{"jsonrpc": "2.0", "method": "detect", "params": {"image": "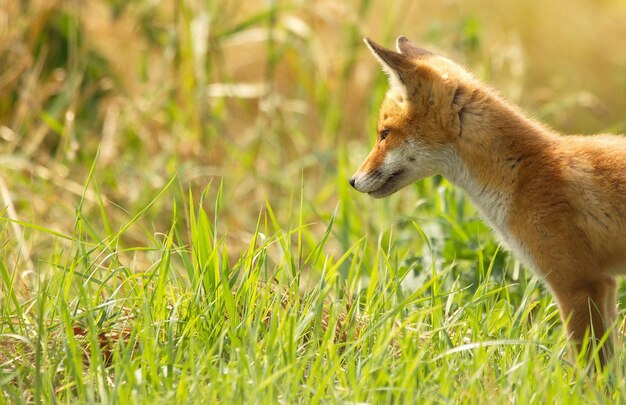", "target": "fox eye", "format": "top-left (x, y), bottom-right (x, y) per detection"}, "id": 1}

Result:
top-left (380, 129), bottom-right (390, 141)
